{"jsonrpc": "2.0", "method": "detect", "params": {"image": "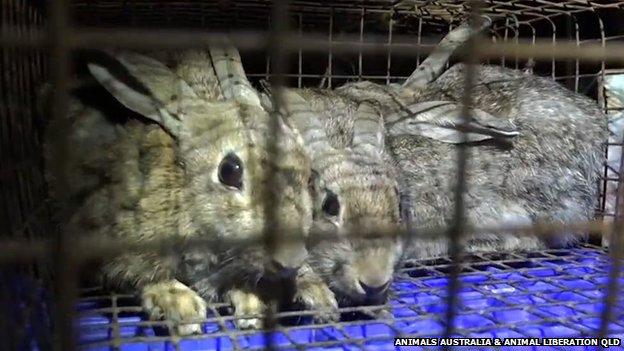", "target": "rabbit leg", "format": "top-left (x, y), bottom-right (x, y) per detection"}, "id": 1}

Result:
top-left (227, 289), bottom-right (267, 330)
top-left (102, 253), bottom-right (206, 335)
top-left (294, 264), bottom-right (339, 323)
top-left (141, 279), bottom-right (207, 335)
